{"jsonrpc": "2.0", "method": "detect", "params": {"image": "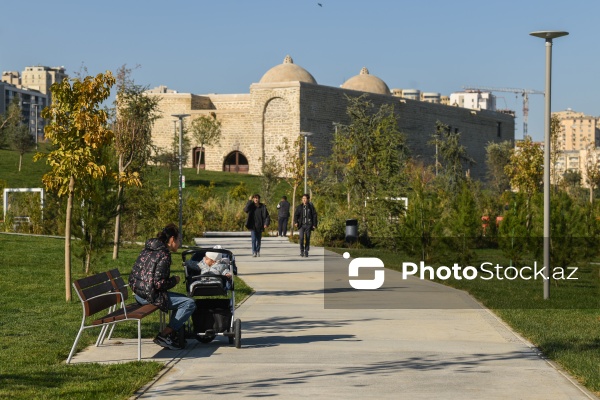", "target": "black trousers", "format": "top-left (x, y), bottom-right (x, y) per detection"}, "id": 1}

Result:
top-left (298, 225), bottom-right (312, 253)
top-left (278, 217), bottom-right (289, 236)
